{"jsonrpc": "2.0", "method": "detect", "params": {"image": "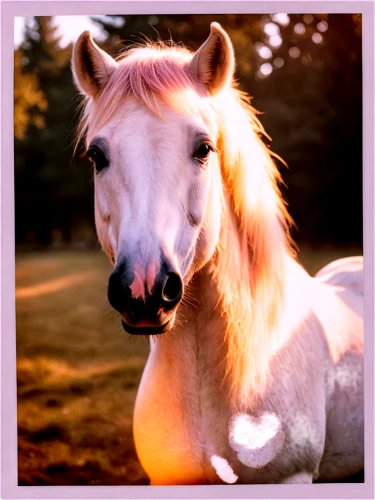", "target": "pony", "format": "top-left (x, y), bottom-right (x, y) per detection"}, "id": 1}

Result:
top-left (72, 23), bottom-right (364, 485)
